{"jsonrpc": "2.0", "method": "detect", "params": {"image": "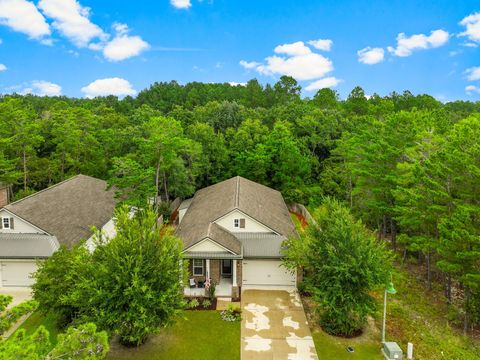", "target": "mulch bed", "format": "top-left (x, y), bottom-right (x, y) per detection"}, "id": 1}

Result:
top-left (184, 297), bottom-right (217, 310)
